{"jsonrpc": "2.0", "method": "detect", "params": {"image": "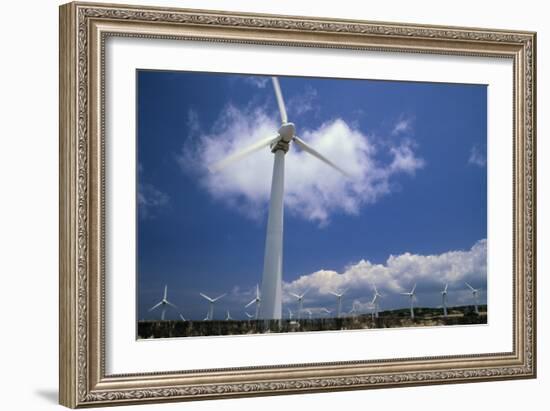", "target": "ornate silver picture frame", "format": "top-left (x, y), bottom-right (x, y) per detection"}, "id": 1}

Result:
top-left (59, 2), bottom-right (536, 408)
